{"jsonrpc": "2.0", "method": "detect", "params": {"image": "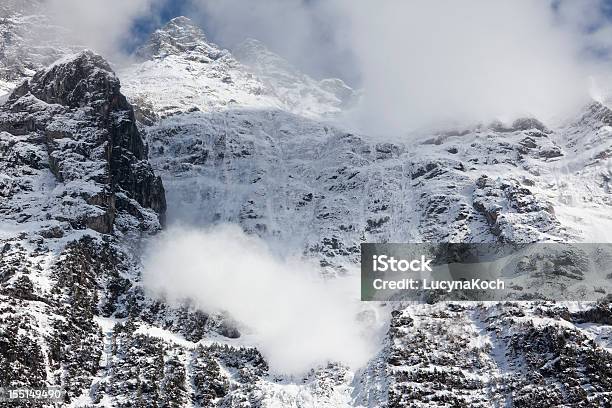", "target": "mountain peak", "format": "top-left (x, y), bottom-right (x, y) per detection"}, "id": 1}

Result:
top-left (160, 16), bottom-right (207, 41)
top-left (10, 50), bottom-right (125, 109)
top-left (136, 16), bottom-right (223, 60)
